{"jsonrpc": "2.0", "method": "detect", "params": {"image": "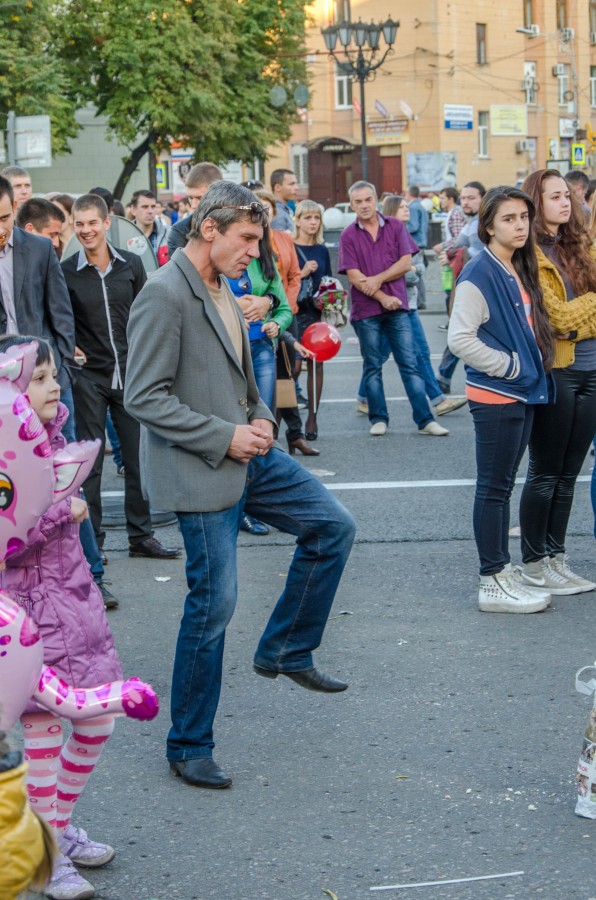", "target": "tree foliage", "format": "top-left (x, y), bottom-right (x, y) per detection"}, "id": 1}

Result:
top-left (0, 0), bottom-right (79, 155)
top-left (55, 0), bottom-right (308, 194)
